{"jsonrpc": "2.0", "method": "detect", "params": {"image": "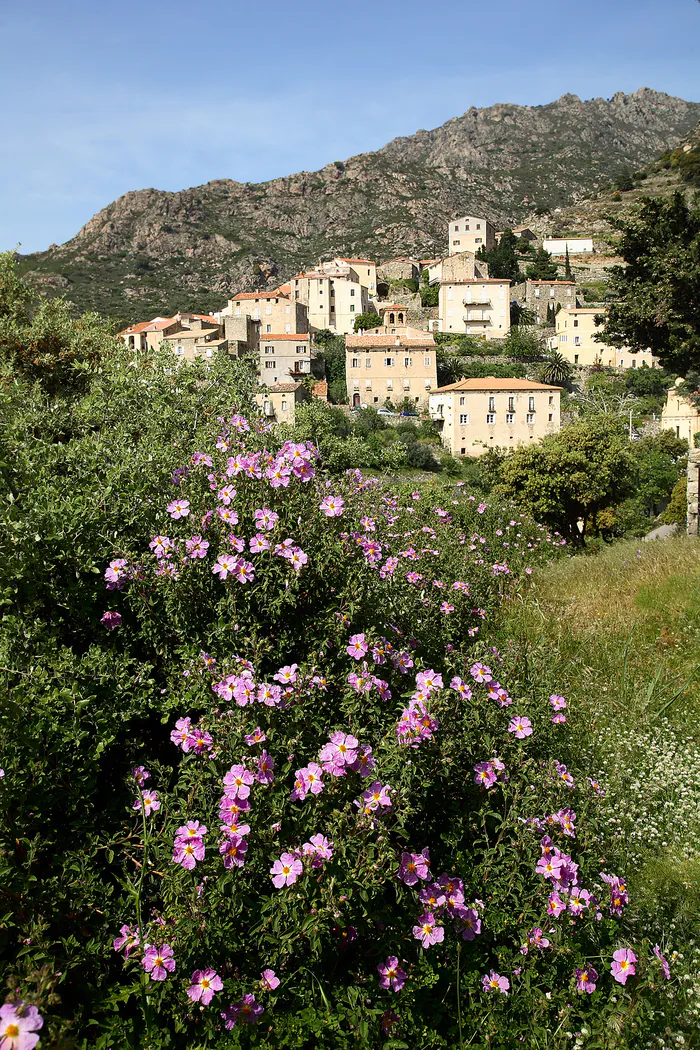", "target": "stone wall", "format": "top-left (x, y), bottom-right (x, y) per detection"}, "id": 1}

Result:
top-left (688, 449), bottom-right (700, 537)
